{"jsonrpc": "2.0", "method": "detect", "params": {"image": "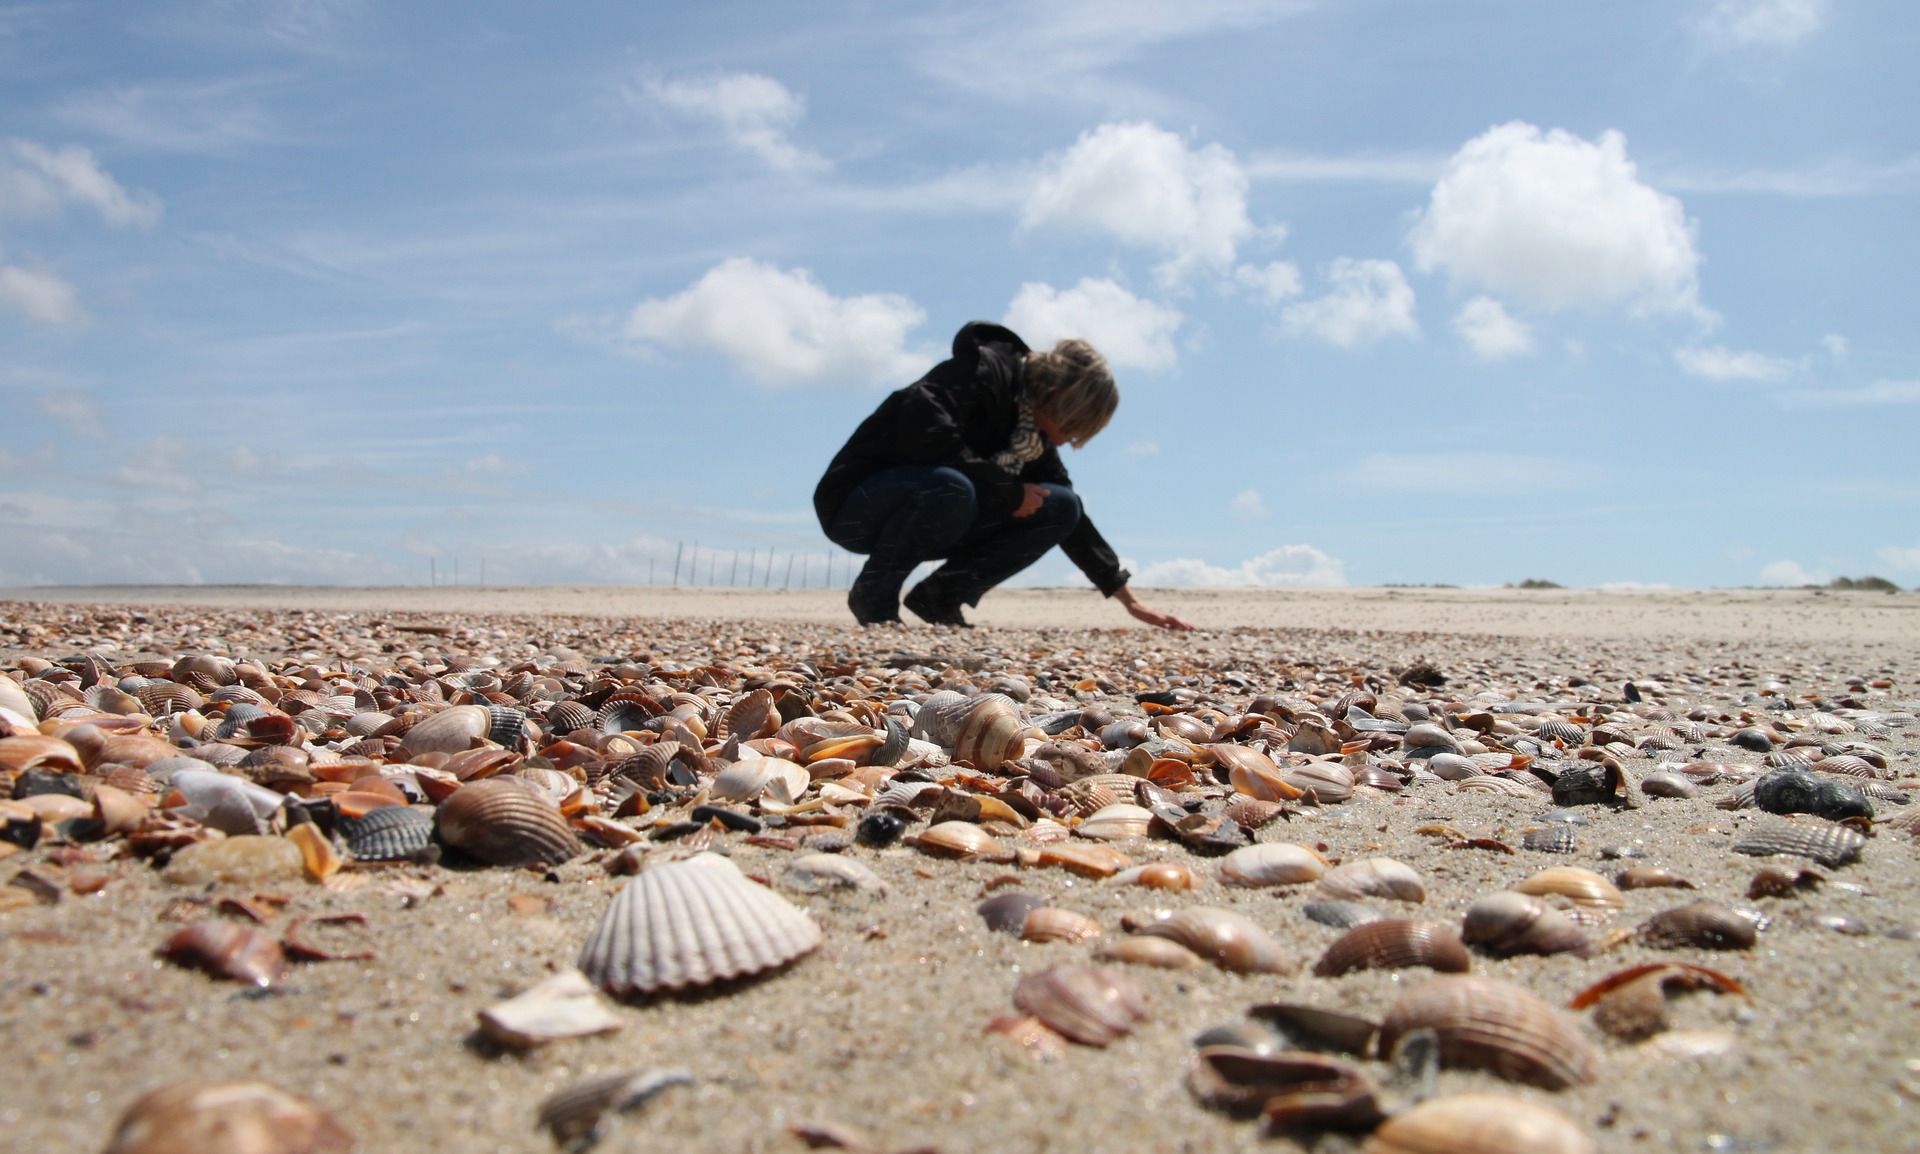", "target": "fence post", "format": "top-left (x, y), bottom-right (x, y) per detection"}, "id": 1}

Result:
top-left (672, 541), bottom-right (683, 586)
